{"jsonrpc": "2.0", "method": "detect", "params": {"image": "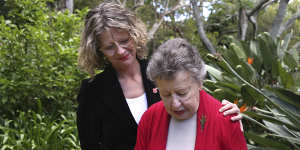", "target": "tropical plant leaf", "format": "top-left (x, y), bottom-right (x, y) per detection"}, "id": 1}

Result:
top-left (278, 61), bottom-right (295, 90)
top-left (245, 131), bottom-right (291, 150)
top-left (223, 45), bottom-right (241, 68)
top-left (257, 33), bottom-right (276, 72)
top-left (212, 88), bottom-right (238, 102)
top-left (215, 81), bottom-right (241, 93)
top-left (230, 41), bottom-right (247, 60)
top-left (205, 65), bottom-right (223, 81)
top-left (265, 87), bottom-right (300, 110)
top-left (281, 31), bottom-right (292, 52)
top-left (244, 111), bottom-right (300, 132)
top-left (283, 52), bottom-right (298, 70)
top-left (241, 84), bottom-right (265, 106)
top-left (249, 41), bottom-right (263, 73)
top-left (203, 80), bottom-right (218, 91)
